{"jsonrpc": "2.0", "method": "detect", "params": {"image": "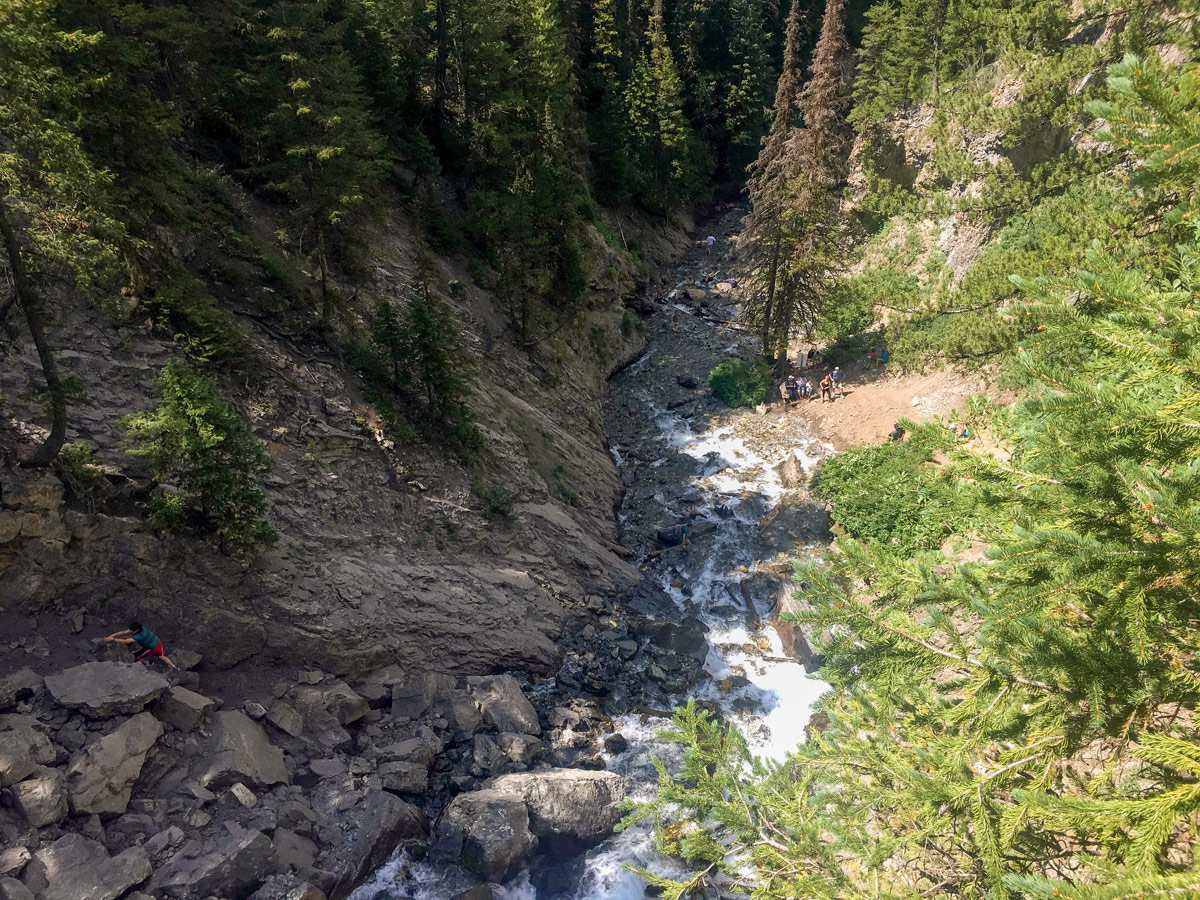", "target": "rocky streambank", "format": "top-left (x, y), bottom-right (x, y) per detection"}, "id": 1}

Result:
top-left (0, 603), bottom-right (720, 900)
